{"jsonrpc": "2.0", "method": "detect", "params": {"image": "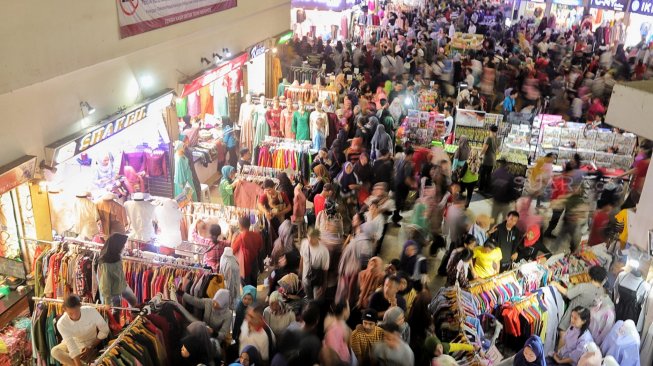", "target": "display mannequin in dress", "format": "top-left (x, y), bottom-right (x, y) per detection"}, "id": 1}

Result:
top-left (253, 96), bottom-right (270, 149)
top-left (154, 198), bottom-right (183, 253)
top-left (266, 97), bottom-right (282, 137)
top-left (310, 100), bottom-right (328, 141)
top-left (72, 190), bottom-right (100, 240)
top-left (124, 192), bottom-right (156, 242)
top-left (173, 141), bottom-right (197, 201)
top-left (238, 94), bottom-right (256, 152)
top-left (280, 98), bottom-right (295, 139)
top-left (292, 101), bottom-right (311, 141)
